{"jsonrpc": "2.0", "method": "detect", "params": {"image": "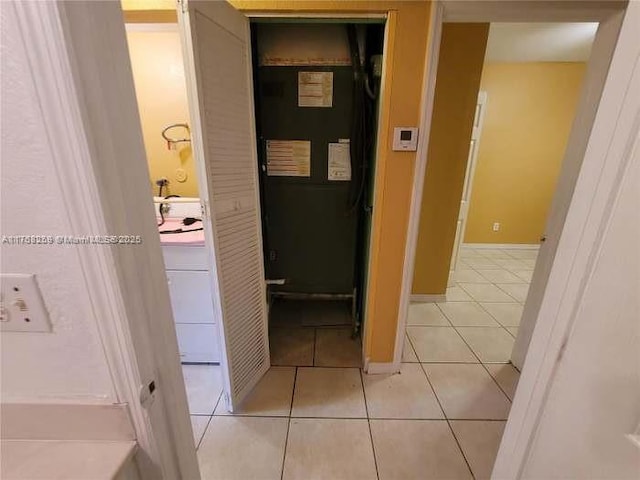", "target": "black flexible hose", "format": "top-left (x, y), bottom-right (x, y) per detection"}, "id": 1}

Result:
top-left (157, 183), bottom-right (166, 226)
top-left (159, 227), bottom-right (204, 235)
top-left (346, 24), bottom-right (371, 214)
top-left (158, 194), bottom-right (181, 227)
